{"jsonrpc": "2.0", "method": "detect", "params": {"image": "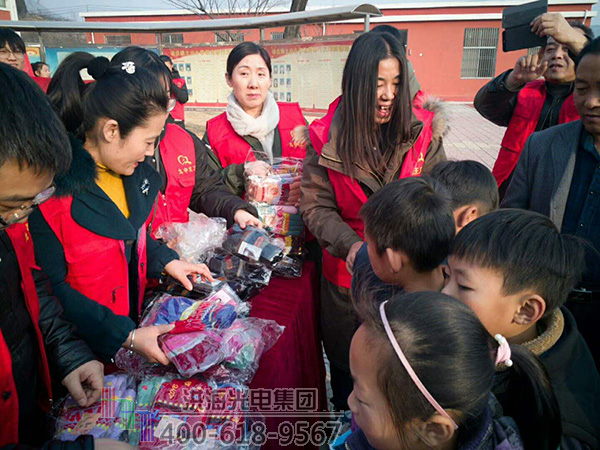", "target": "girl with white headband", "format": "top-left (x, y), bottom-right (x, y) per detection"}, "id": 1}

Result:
top-left (340, 291), bottom-right (561, 450)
